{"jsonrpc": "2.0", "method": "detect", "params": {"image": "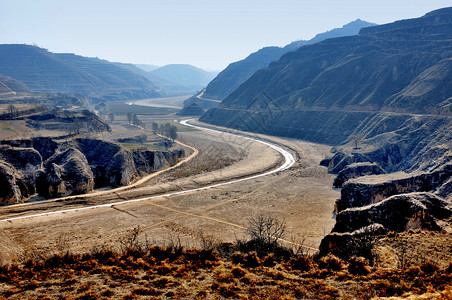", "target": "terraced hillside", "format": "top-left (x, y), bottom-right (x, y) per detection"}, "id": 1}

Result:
top-left (0, 45), bottom-right (160, 101)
